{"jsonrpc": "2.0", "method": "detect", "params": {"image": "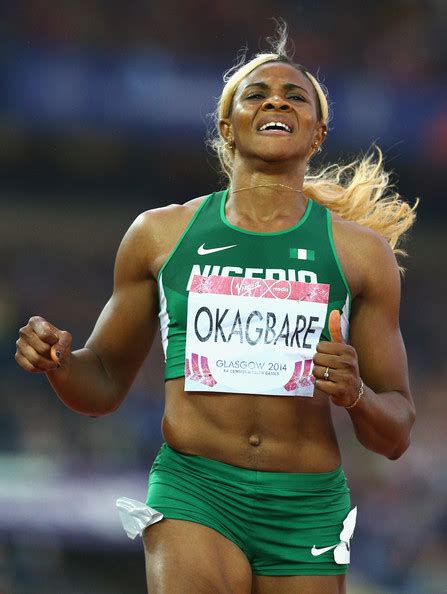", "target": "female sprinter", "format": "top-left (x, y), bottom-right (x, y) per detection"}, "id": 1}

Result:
top-left (15, 25), bottom-right (416, 594)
